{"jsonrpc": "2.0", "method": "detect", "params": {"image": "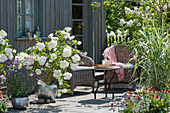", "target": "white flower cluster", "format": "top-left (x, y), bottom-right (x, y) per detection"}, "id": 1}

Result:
top-left (0, 30), bottom-right (16, 63)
